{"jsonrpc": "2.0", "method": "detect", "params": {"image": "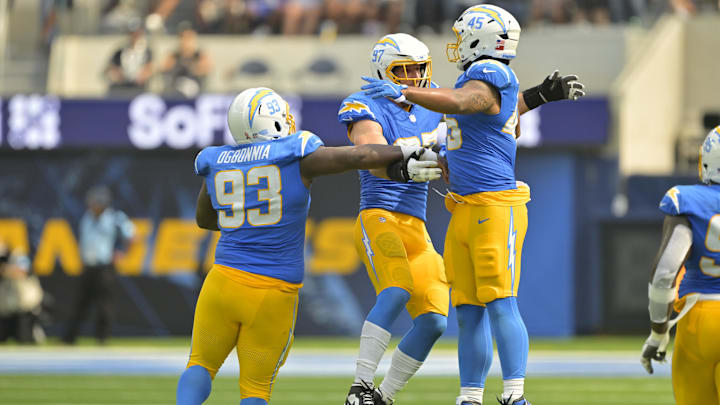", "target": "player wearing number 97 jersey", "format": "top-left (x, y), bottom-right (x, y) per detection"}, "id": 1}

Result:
top-left (642, 127), bottom-right (720, 404)
top-left (177, 87), bottom-right (436, 405)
